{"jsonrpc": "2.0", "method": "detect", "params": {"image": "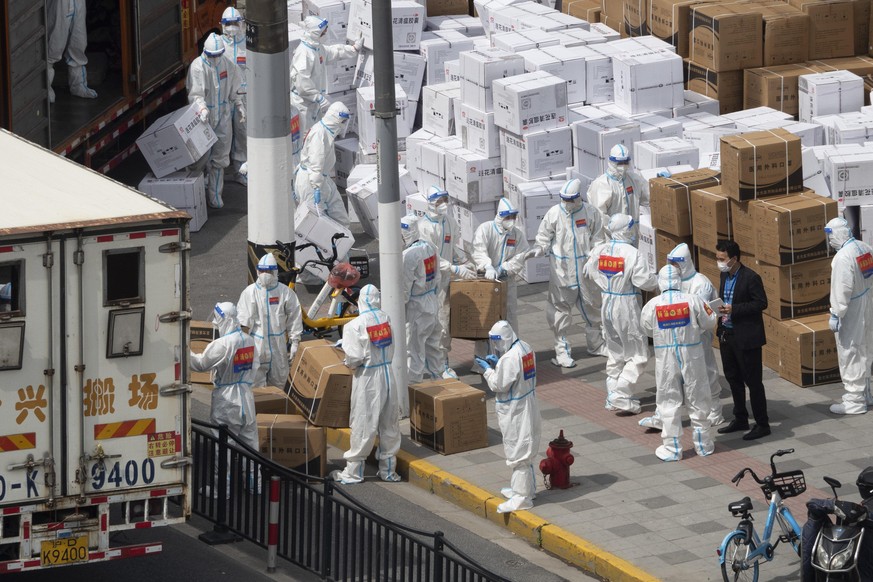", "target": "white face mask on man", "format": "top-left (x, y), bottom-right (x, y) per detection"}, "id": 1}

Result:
top-left (258, 271), bottom-right (277, 288)
top-left (717, 258), bottom-right (735, 273)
